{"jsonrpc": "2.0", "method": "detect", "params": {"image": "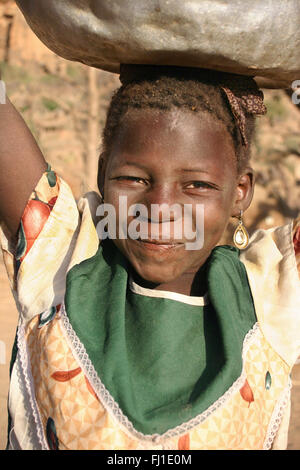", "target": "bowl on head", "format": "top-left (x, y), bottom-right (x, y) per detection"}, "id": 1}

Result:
top-left (16, 0), bottom-right (300, 89)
